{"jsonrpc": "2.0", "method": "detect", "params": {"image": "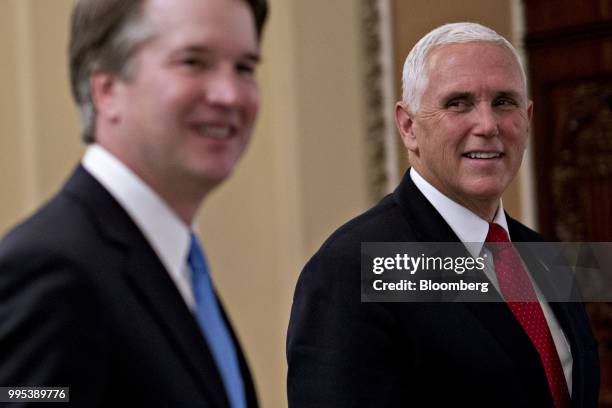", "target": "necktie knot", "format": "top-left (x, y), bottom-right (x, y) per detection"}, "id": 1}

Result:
top-left (485, 223), bottom-right (512, 254)
top-left (486, 222), bottom-right (510, 243)
top-left (188, 234), bottom-right (209, 282)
